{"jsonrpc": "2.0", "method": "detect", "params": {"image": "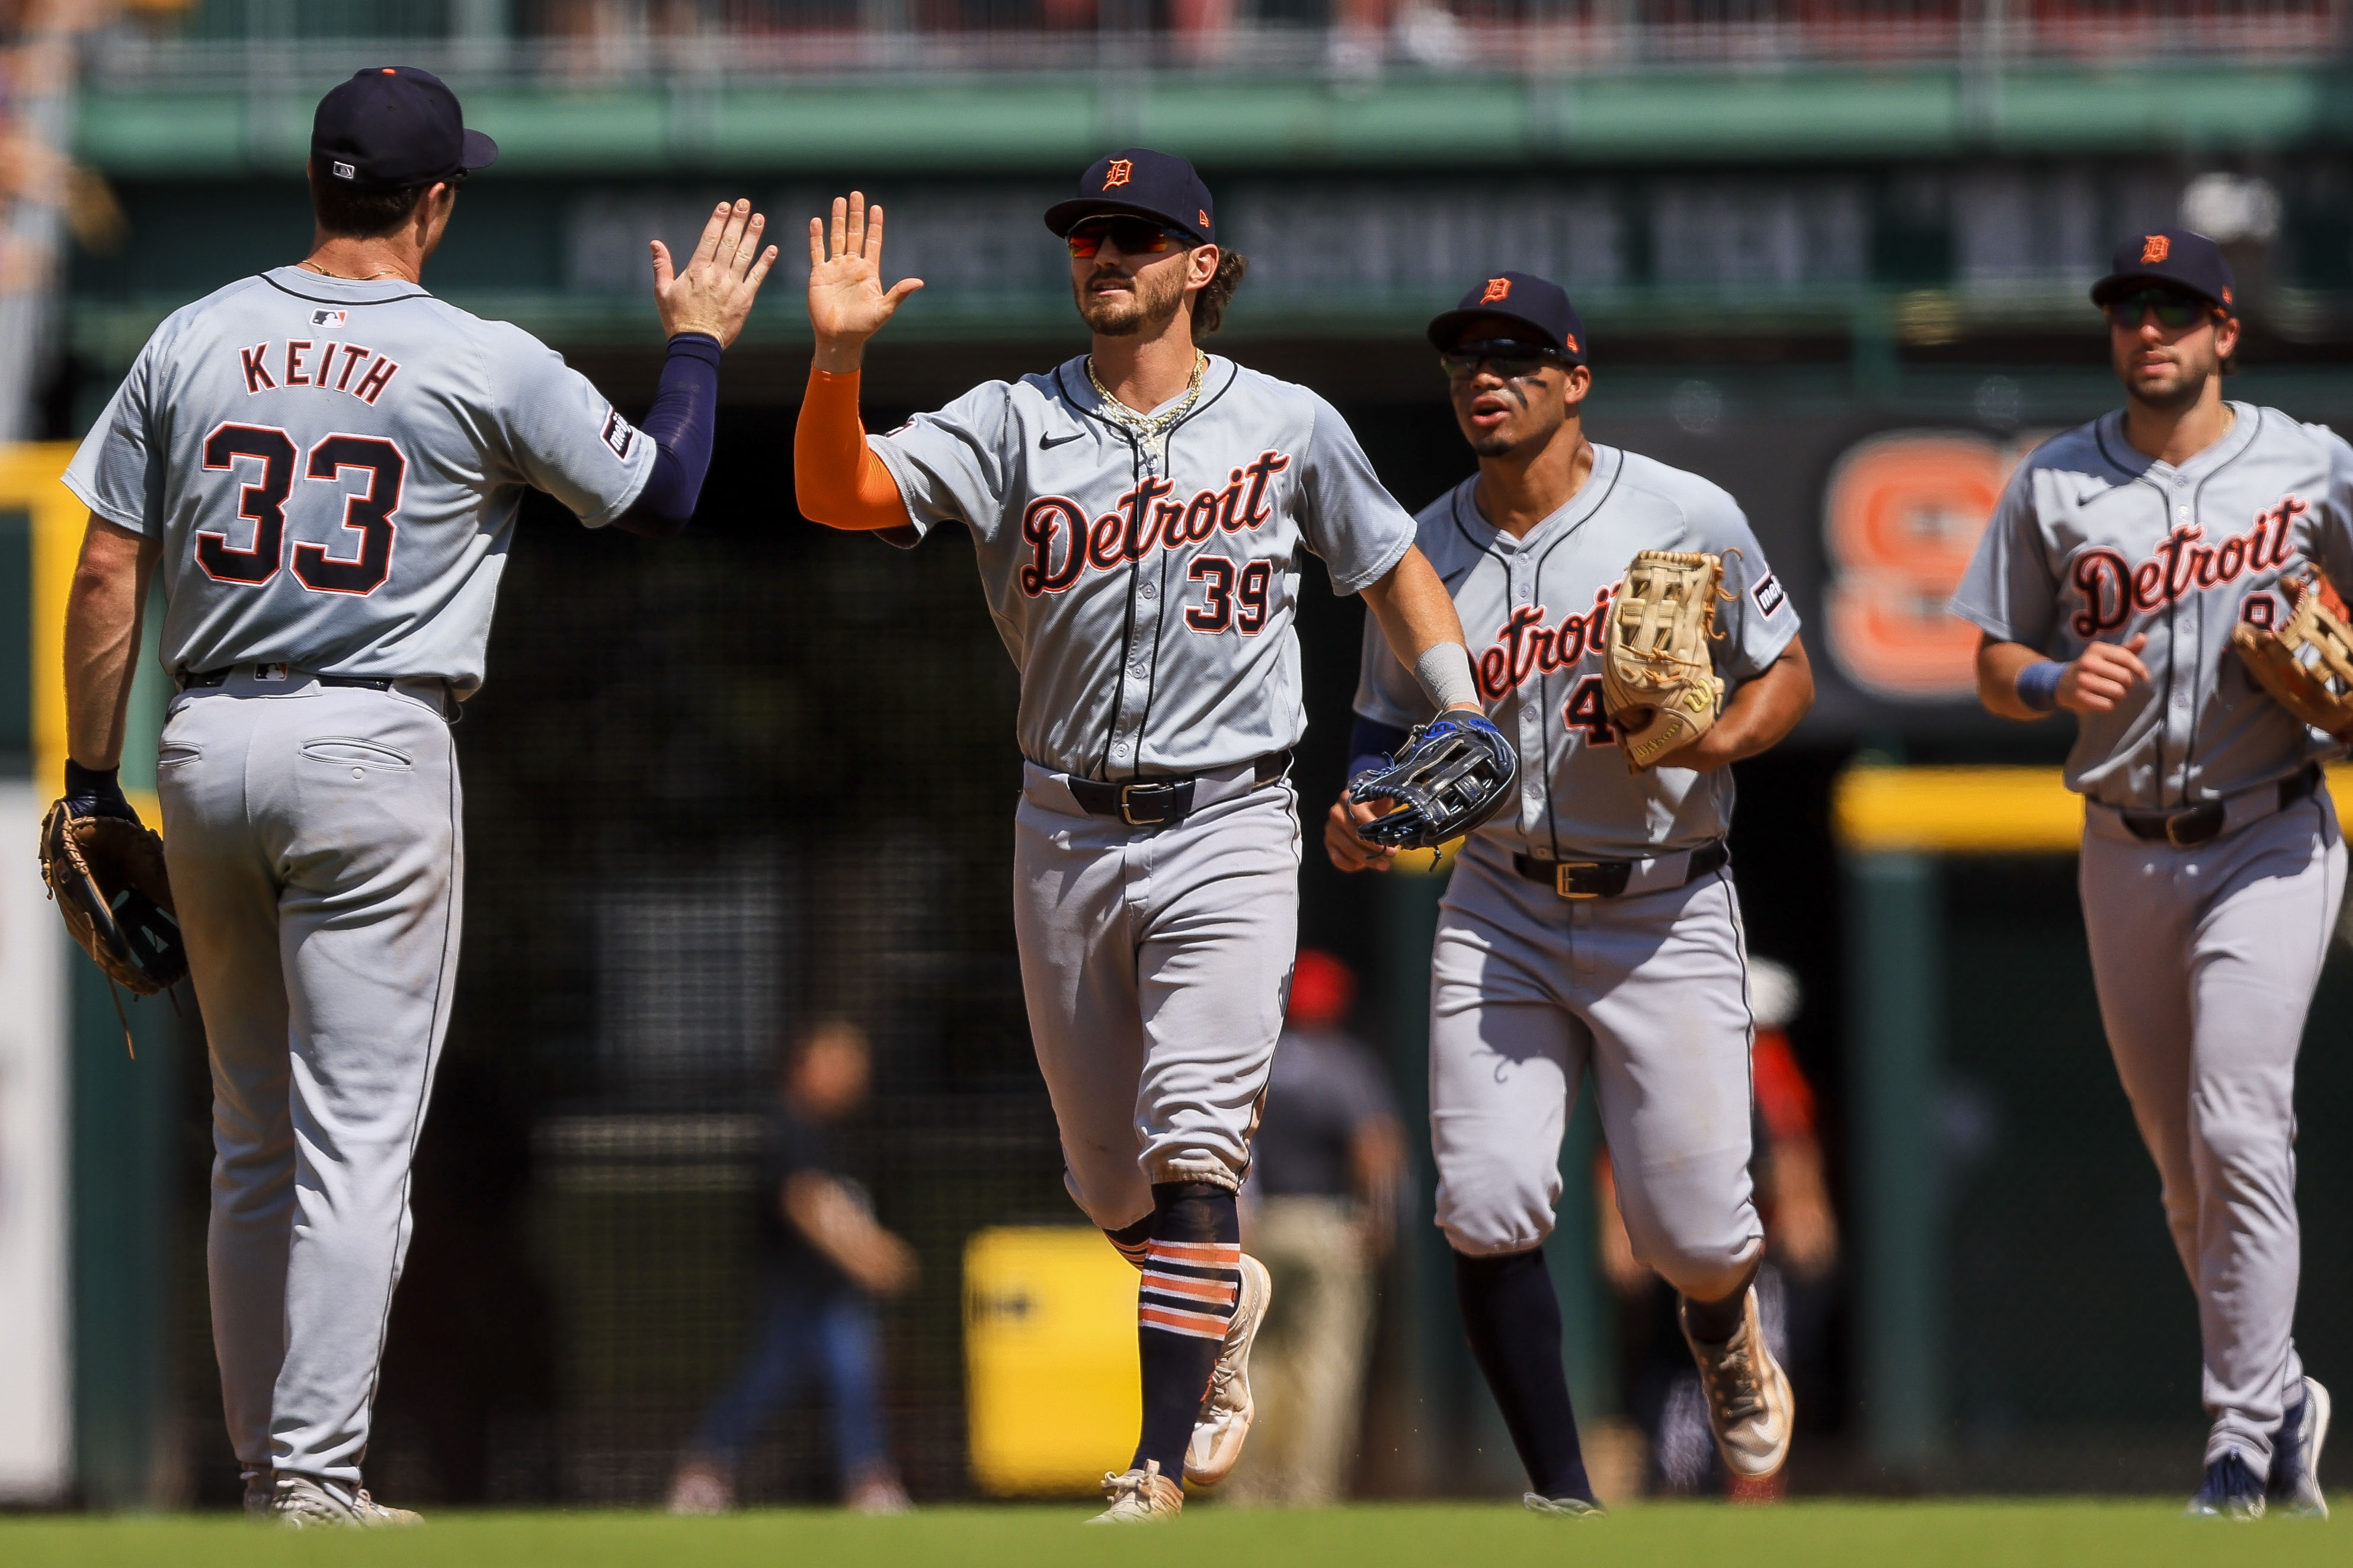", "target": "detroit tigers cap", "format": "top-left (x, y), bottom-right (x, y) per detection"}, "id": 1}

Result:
top-left (312, 66), bottom-right (498, 193)
top-left (1427, 271), bottom-right (1587, 364)
top-left (1043, 149), bottom-right (1216, 248)
top-left (2091, 228), bottom-right (2236, 313)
